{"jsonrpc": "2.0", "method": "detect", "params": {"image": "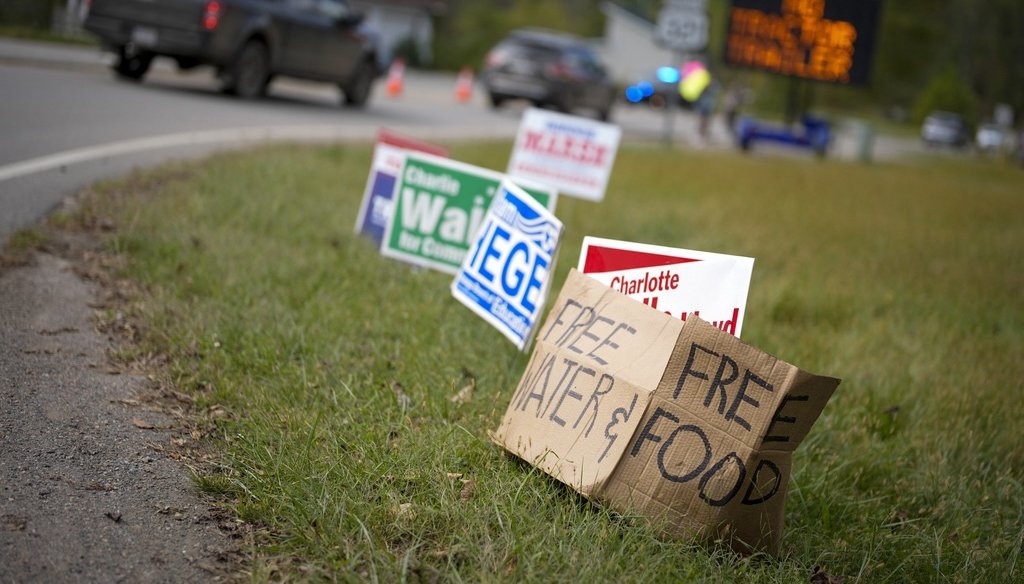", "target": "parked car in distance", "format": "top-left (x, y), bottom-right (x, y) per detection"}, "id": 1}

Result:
top-left (481, 28), bottom-right (617, 121)
top-left (920, 111), bottom-right (970, 148)
top-left (83, 0), bottom-right (380, 107)
top-left (975, 123), bottom-right (1008, 152)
